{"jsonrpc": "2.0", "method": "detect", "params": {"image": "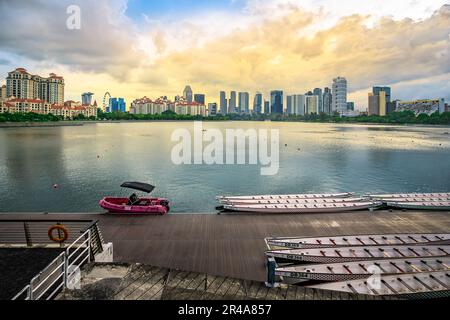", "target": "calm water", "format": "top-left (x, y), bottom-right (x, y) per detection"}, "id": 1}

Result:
top-left (0, 121), bottom-right (449, 213)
